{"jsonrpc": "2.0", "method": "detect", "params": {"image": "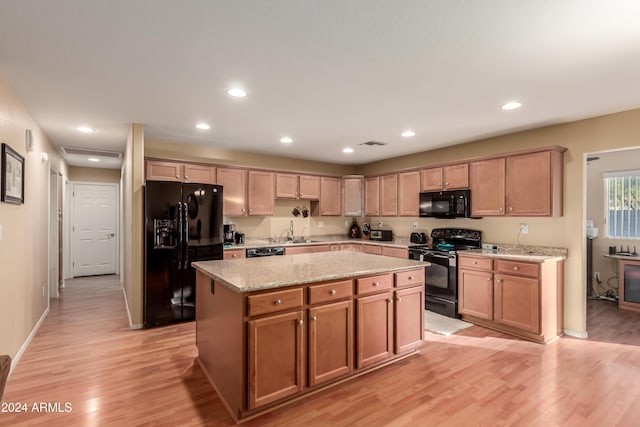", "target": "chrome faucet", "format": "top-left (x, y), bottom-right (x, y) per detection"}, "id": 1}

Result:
top-left (288, 220), bottom-right (294, 241)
